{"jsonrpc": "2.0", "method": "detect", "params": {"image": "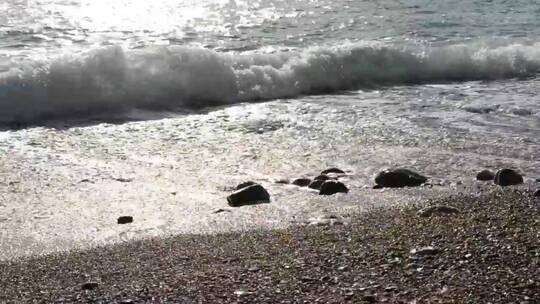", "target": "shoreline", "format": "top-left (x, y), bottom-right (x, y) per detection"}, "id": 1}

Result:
top-left (1, 188), bottom-right (538, 303)
top-left (1, 93), bottom-right (538, 260)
